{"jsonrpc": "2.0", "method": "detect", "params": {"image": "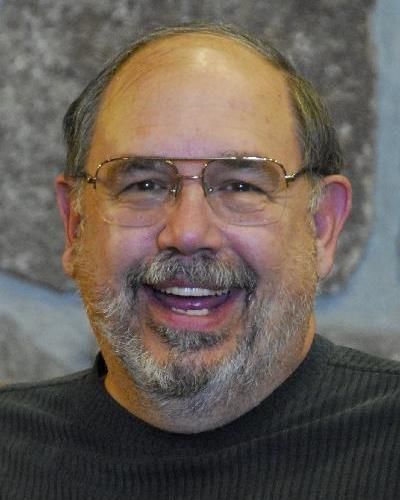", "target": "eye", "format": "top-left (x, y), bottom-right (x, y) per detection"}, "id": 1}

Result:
top-left (219, 180), bottom-right (265, 194)
top-left (124, 179), bottom-right (166, 192)
top-left (114, 178), bottom-right (171, 202)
